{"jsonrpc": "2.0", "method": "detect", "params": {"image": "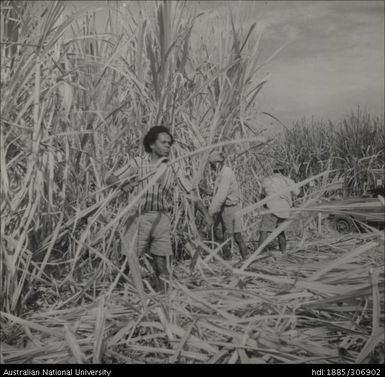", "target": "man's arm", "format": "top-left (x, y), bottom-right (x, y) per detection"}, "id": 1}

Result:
top-left (106, 160), bottom-right (138, 192)
top-left (287, 177), bottom-right (300, 197)
top-left (208, 170), bottom-right (230, 217)
top-left (191, 189), bottom-right (211, 223)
